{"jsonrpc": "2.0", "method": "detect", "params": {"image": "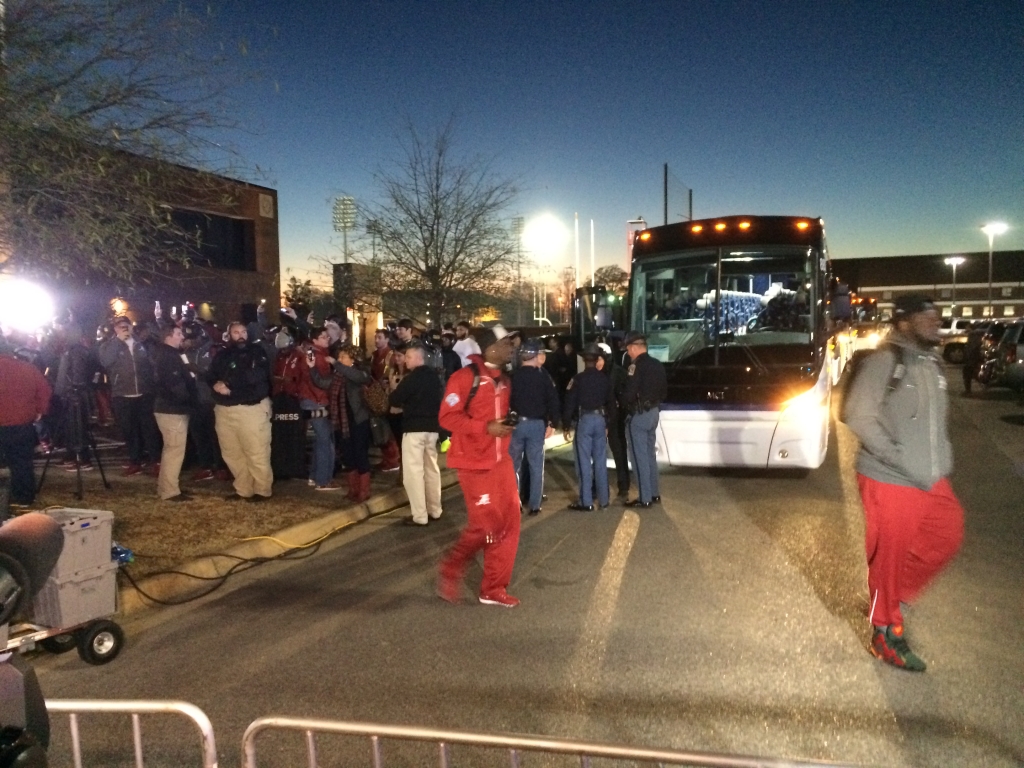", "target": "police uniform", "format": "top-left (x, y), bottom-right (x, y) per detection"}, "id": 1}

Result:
top-left (563, 344), bottom-right (615, 509)
top-left (620, 332), bottom-right (668, 506)
top-left (508, 339), bottom-right (560, 514)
